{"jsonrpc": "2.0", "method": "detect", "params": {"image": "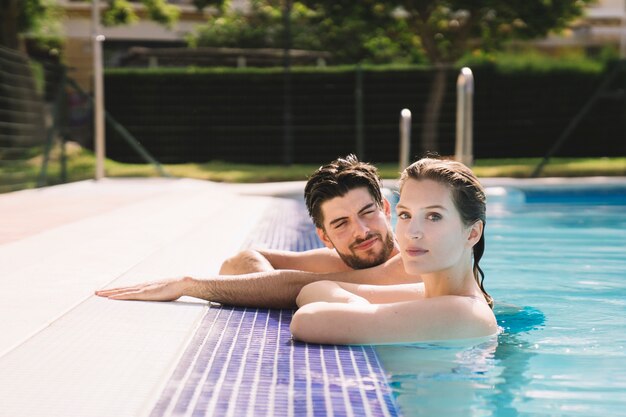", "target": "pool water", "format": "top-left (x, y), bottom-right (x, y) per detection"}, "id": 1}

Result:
top-left (378, 185), bottom-right (626, 417)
